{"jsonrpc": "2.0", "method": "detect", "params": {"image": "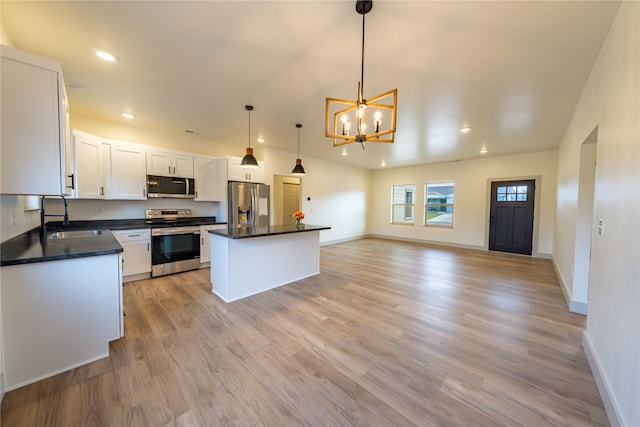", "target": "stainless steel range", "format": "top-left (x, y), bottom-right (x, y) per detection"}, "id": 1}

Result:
top-left (145, 209), bottom-right (200, 277)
